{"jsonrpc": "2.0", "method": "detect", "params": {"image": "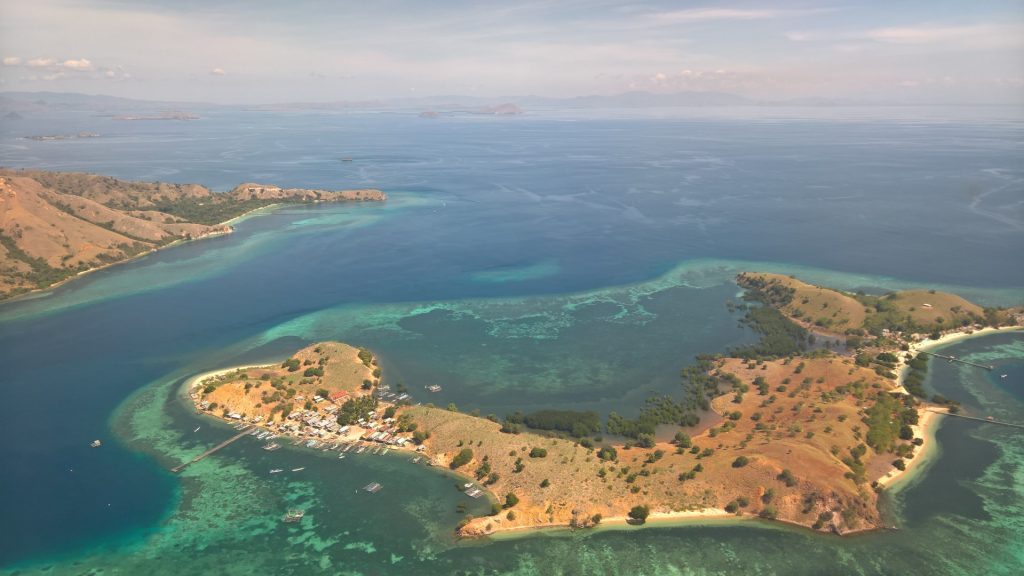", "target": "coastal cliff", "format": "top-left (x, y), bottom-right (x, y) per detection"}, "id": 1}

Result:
top-left (0, 170), bottom-right (385, 300)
